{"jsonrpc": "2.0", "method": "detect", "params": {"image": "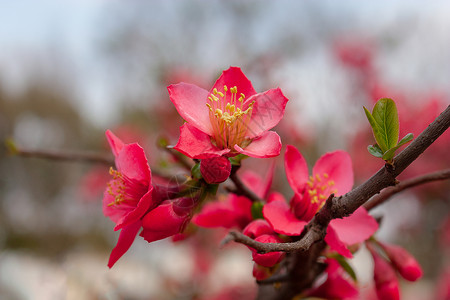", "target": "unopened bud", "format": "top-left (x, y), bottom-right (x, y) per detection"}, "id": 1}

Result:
top-left (380, 242), bottom-right (423, 282)
top-left (200, 156), bottom-right (231, 184)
